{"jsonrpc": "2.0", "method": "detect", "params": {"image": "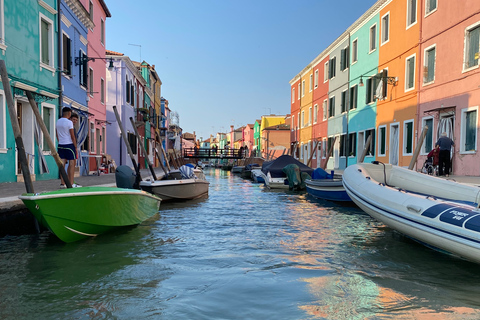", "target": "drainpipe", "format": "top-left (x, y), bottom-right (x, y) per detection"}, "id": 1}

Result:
top-left (57, 0), bottom-right (63, 114)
